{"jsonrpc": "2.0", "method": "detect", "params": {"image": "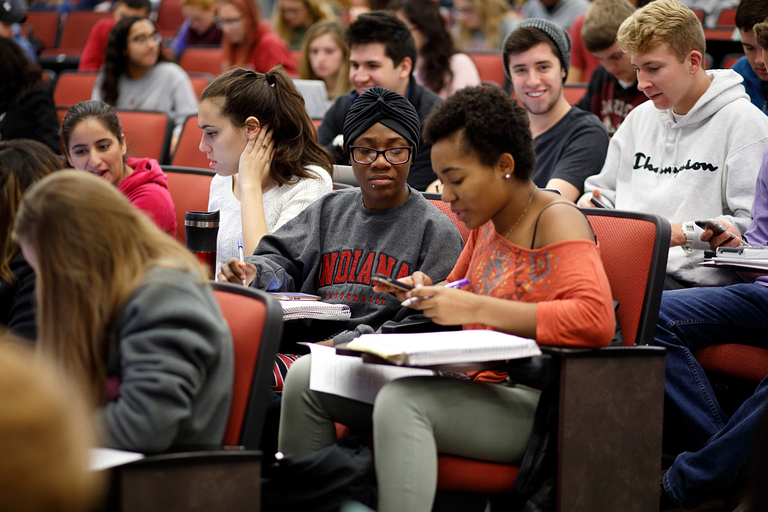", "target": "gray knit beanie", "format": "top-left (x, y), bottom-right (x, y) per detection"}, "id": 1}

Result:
top-left (502, 18), bottom-right (572, 80)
